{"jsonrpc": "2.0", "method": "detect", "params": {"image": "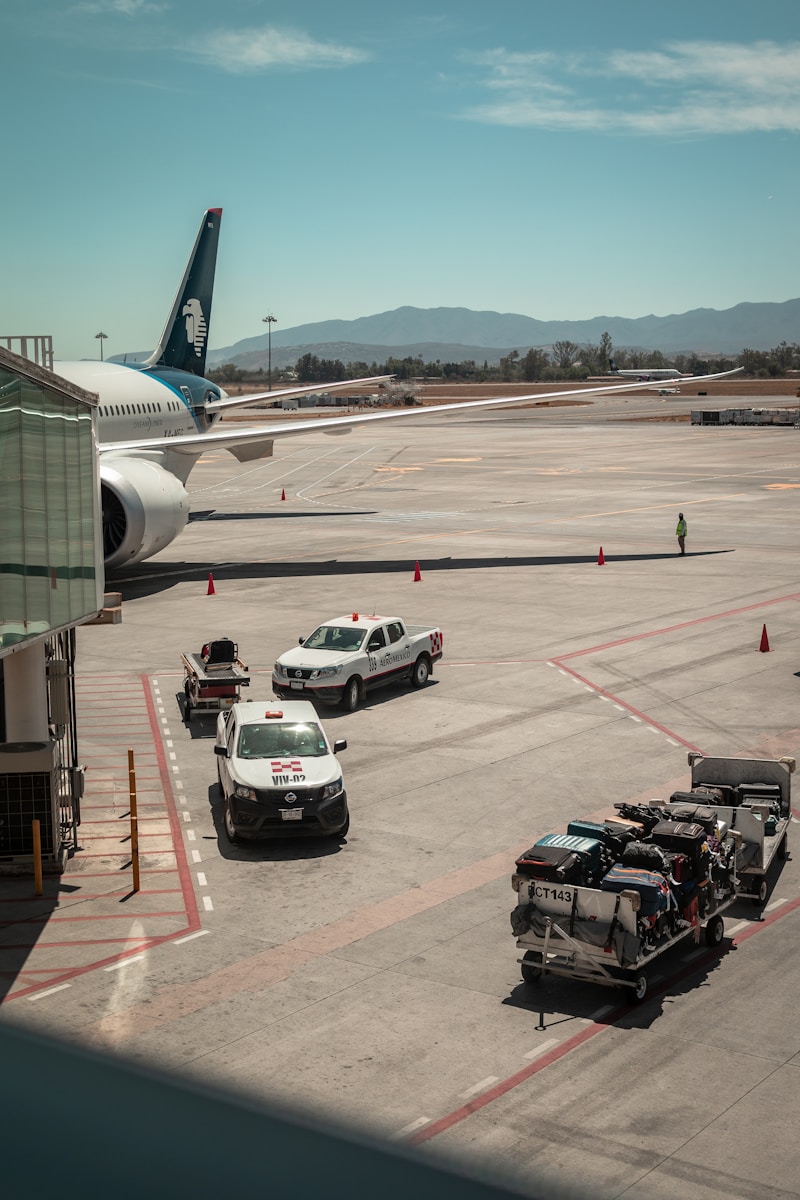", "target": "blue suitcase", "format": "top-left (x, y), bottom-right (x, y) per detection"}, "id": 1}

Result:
top-left (600, 865), bottom-right (672, 916)
top-left (535, 832), bottom-right (603, 875)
